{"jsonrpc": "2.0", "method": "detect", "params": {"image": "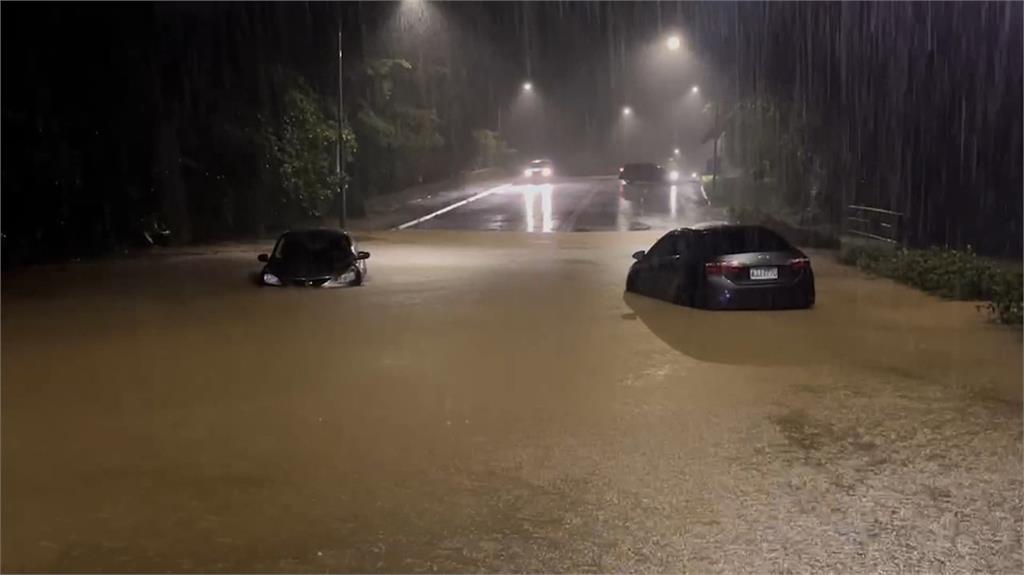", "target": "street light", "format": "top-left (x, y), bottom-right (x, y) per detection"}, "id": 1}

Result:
top-left (673, 148), bottom-right (680, 155)
top-left (666, 35), bottom-right (681, 51)
top-left (523, 81), bottom-right (533, 92)
top-left (622, 106), bottom-right (632, 116)
top-left (691, 85), bottom-right (700, 94)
